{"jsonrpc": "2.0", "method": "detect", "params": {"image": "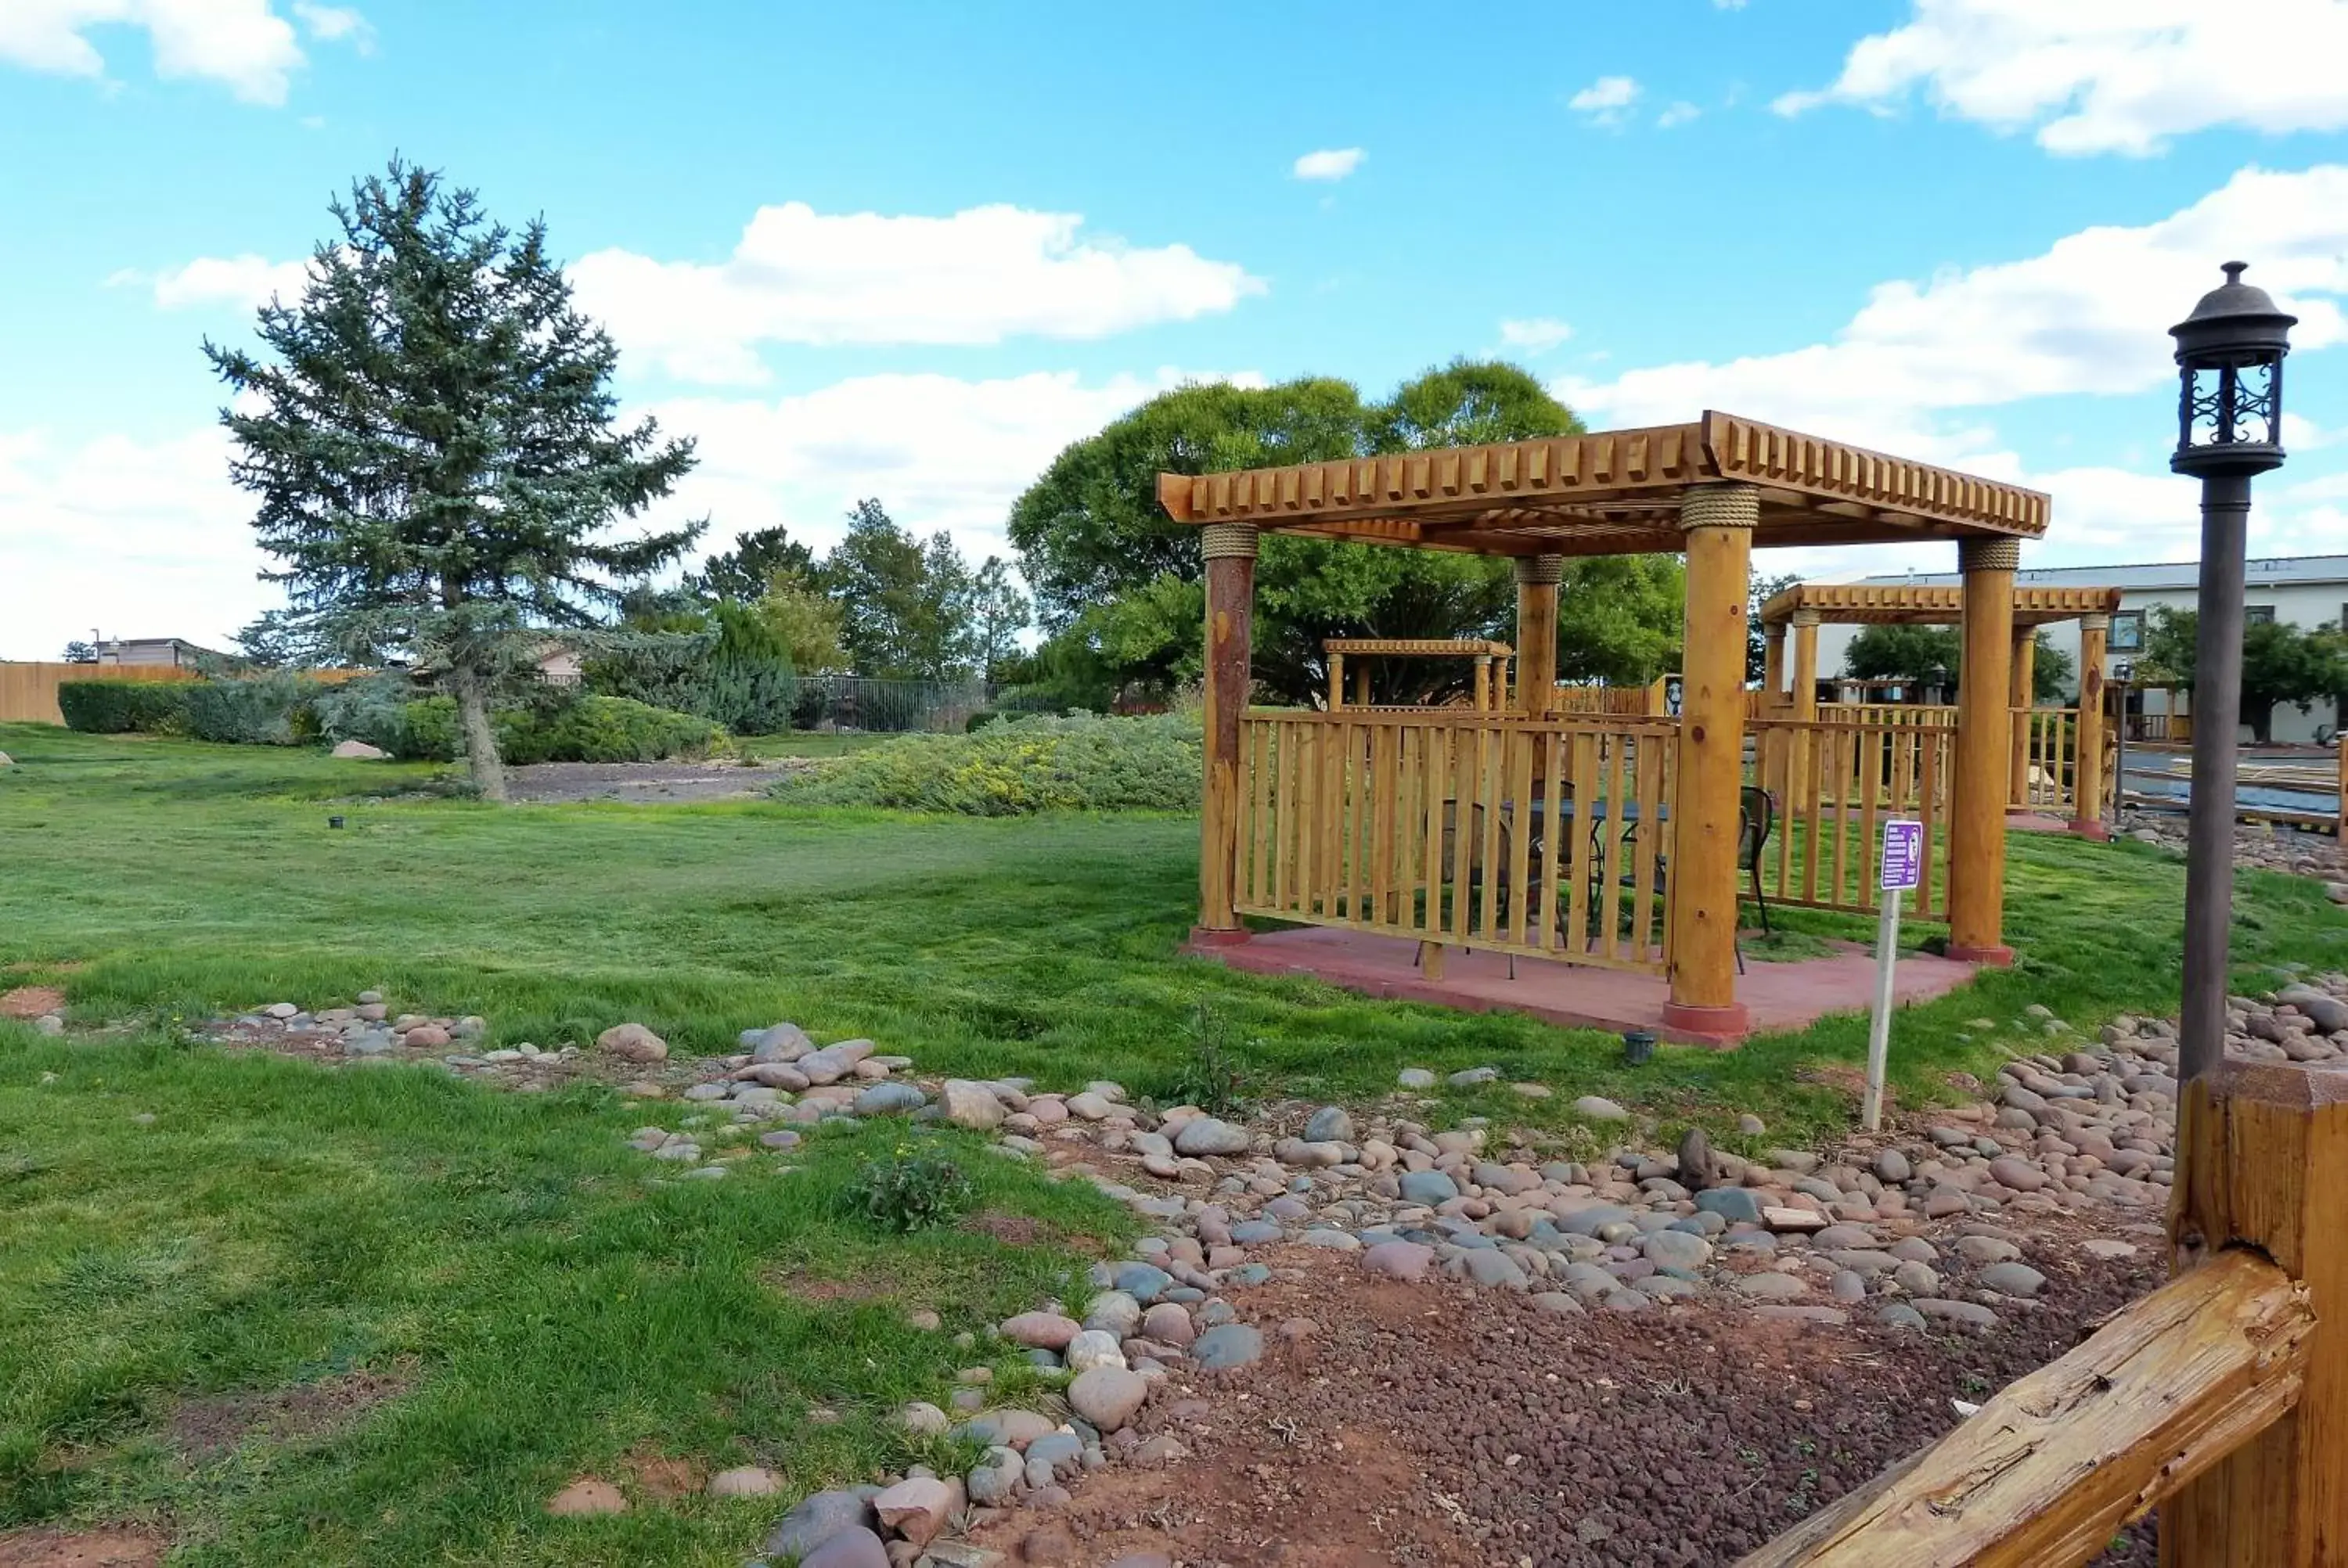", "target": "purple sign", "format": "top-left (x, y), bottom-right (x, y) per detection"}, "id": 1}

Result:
top-left (1880, 818), bottom-right (1923, 891)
